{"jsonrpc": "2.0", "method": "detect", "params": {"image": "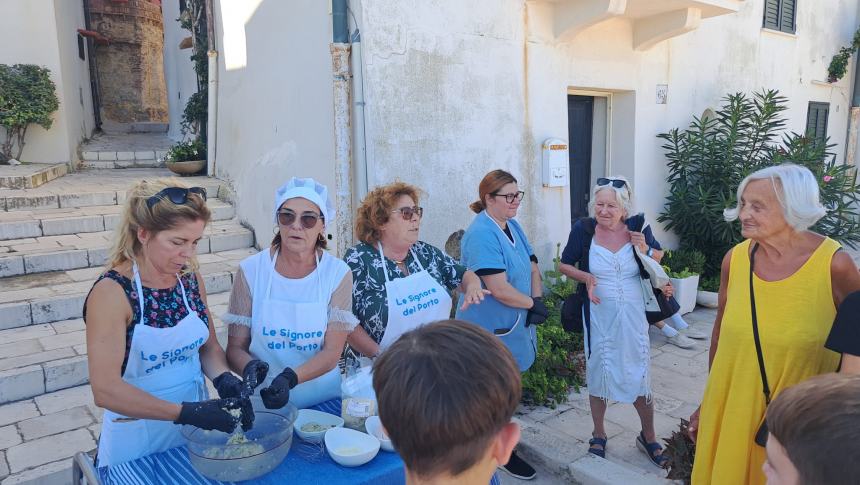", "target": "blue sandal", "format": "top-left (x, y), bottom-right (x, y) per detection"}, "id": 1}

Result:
top-left (636, 432), bottom-right (668, 468)
top-left (587, 436), bottom-right (607, 458)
